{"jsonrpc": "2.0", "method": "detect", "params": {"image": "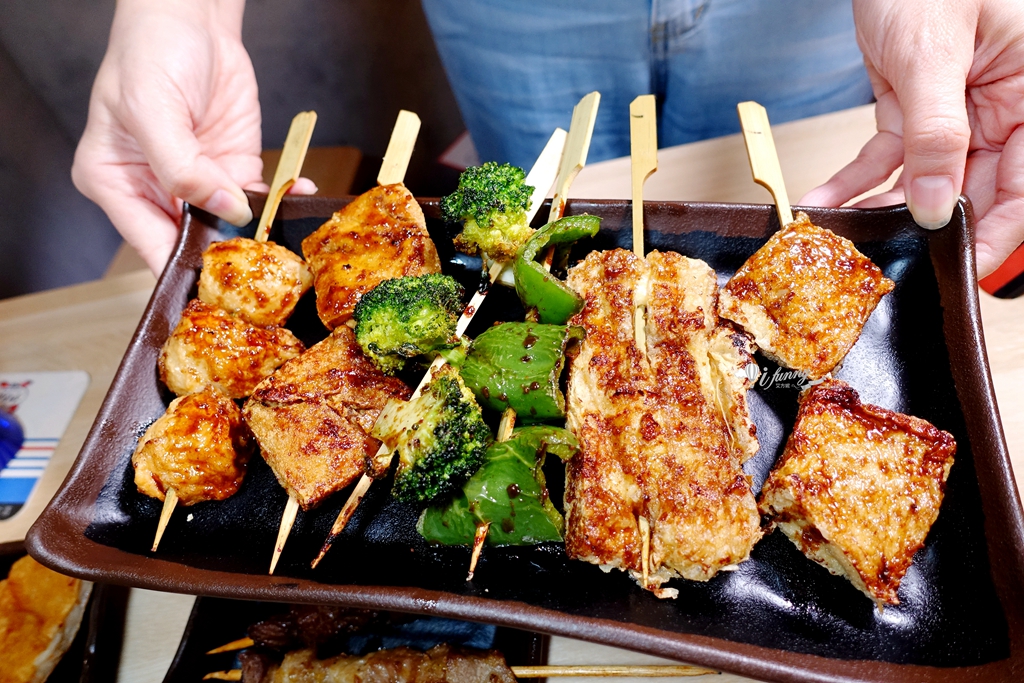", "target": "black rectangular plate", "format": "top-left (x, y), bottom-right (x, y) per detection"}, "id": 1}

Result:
top-left (27, 195), bottom-right (1024, 683)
